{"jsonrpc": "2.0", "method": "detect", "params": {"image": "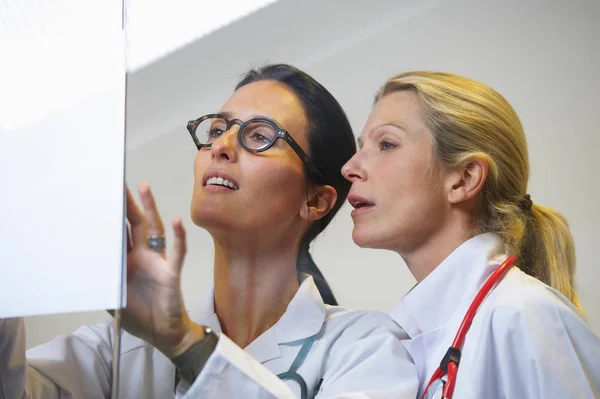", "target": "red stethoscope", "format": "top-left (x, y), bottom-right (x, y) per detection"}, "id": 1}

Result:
top-left (421, 255), bottom-right (517, 399)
